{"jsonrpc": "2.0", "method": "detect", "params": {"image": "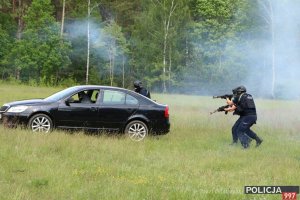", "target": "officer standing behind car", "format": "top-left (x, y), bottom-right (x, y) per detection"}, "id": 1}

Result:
top-left (133, 80), bottom-right (151, 99)
top-left (224, 86), bottom-right (263, 148)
